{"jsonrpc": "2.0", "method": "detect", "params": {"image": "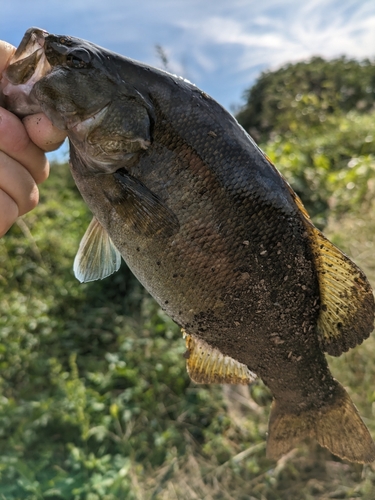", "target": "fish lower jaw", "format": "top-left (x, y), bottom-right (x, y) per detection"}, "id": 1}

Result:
top-left (2, 81), bottom-right (42, 117)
